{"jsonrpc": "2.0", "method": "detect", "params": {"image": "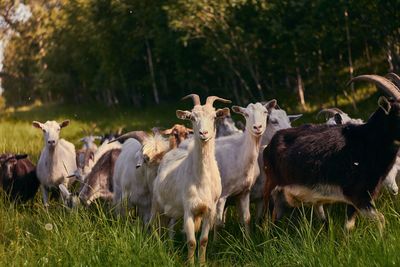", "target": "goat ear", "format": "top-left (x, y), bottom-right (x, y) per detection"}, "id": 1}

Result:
top-left (264, 99), bottom-right (277, 111)
top-left (161, 128), bottom-right (173, 135)
top-left (231, 106), bottom-right (245, 115)
top-left (187, 128), bottom-right (194, 134)
top-left (15, 154), bottom-right (28, 160)
top-left (288, 114), bottom-right (303, 122)
top-left (378, 96), bottom-right (391, 115)
top-left (32, 121), bottom-right (43, 129)
top-left (216, 107), bottom-right (230, 118)
top-left (89, 151), bottom-right (95, 161)
top-left (176, 110), bottom-right (192, 121)
top-left (60, 120), bottom-right (70, 128)
top-left (334, 113), bottom-right (343, 125)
